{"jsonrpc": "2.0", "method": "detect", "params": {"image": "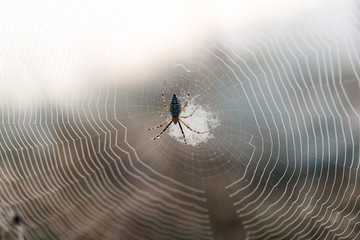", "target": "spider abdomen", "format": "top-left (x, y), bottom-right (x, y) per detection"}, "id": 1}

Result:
top-left (170, 94), bottom-right (181, 118)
